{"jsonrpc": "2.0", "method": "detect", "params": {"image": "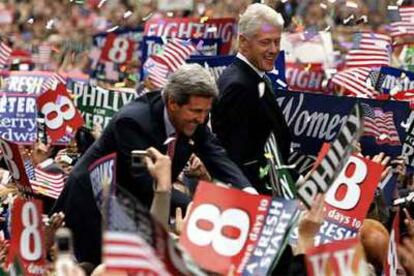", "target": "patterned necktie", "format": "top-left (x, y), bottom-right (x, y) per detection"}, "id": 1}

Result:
top-left (263, 74), bottom-right (274, 94)
top-left (166, 134), bottom-right (177, 160)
